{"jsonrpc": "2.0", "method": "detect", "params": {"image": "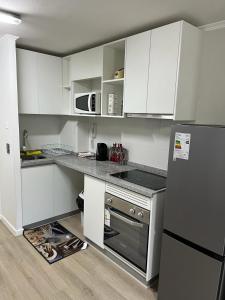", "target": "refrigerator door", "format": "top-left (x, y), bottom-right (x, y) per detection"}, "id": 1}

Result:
top-left (158, 233), bottom-right (223, 300)
top-left (164, 124), bottom-right (225, 255)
